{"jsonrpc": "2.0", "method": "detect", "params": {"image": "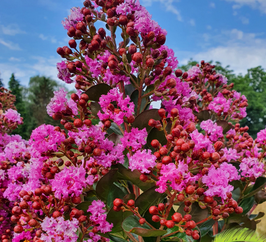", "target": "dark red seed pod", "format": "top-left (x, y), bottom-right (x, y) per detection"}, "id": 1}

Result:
top-left (172, 212), bottom-right (182, 223)
top-left (149, 206), bottom-right (158, 215)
